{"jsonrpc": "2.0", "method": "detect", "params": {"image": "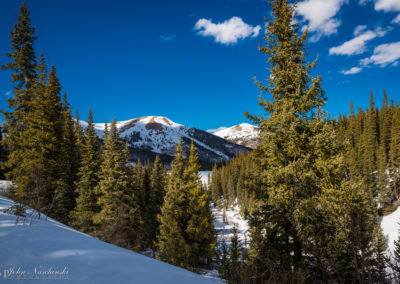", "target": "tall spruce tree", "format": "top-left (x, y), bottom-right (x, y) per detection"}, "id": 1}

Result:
top-left (390, 108), bottom-right (400, 200)
top-left (157, 141), bottom-right (215, 270)
top-left (185, 141), bottom-right (216, 269)
top-left (210, 163), bottom-right (222, 205)
top-left (361, 92), bottom-right (379, 197)
top-left (73, 110), bottom-right (85, 164)
top-left (245, 1), bottom-right (387, 282)
top-left (70, 110), bottom-right (101, 233)
top-left (54, 94), bottom-right (80, 223)
top-left (1, 0), bottom-right (37, 206)
top-left (38, 64), bottom-right (67, 218)
top-left (148, 155), bottom-right (166, 248)
top-left (93, 119), bottom-right (141, 248)
top-left (156, 141), bottom-right (190, 268)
